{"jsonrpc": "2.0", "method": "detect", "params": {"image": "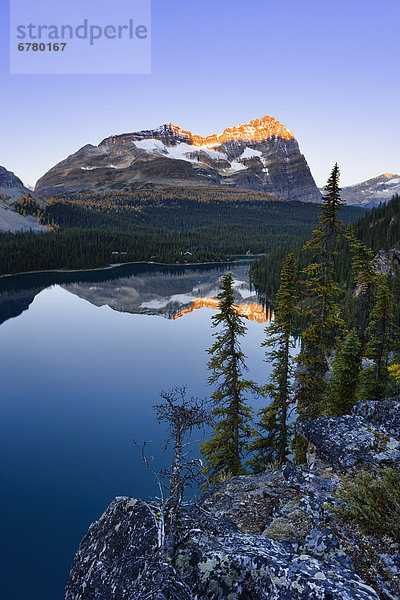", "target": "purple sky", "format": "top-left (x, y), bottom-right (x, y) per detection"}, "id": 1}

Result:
top-left (1, 0), bottom-right (399, 188)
